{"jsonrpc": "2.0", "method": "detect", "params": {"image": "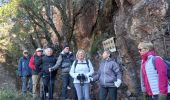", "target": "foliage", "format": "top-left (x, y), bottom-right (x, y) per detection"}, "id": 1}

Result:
top-left (90, 35), bottom-right (102, 55)
top-left (0, 88), bottom-right (31, 100)
top-left (0, 0), bottom-right (20, 22)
